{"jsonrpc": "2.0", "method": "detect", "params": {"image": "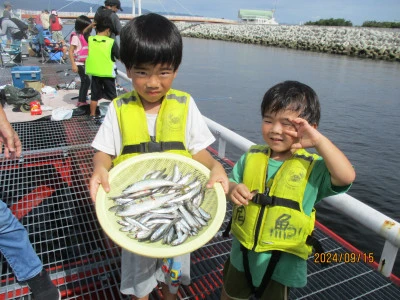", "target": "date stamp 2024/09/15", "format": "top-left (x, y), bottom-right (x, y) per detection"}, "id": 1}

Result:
top-left (314, 252), bottom-right (375, 264)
